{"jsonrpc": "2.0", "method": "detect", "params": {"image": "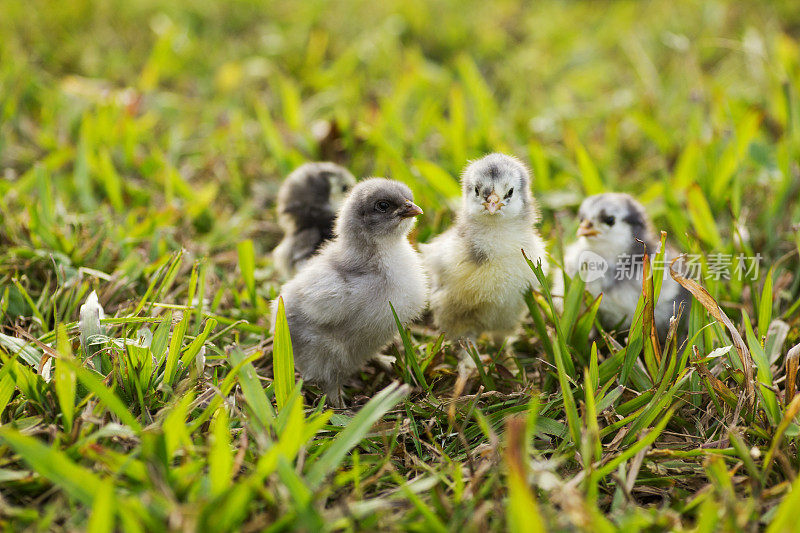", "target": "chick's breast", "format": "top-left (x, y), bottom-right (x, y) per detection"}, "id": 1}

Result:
top-left (379, 241), bottom-right (429, 324)
top-left (422, 229), bottom-right (544, 337)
